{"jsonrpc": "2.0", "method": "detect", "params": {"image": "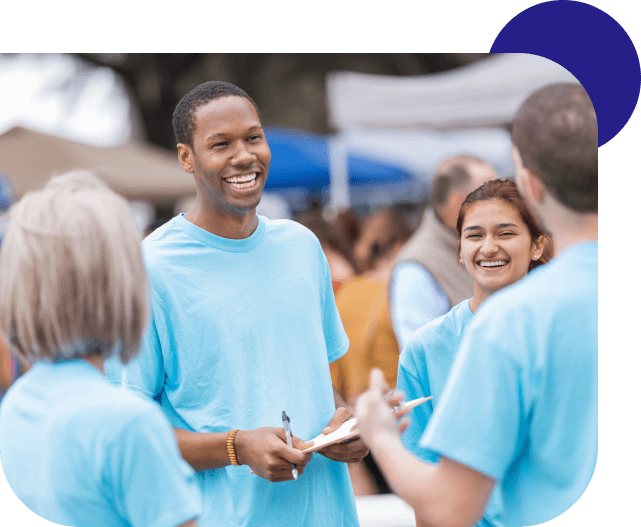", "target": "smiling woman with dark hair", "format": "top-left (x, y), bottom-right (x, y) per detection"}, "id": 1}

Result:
top-left (456, 178), bottom-right (553, 311)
